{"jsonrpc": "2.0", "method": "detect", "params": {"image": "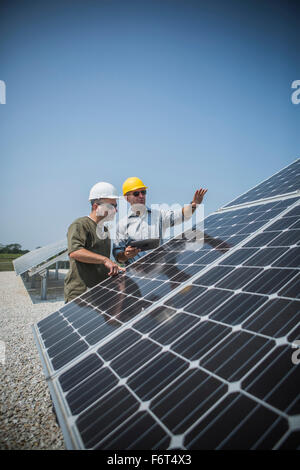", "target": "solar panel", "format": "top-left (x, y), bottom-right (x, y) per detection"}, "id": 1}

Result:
top-left (33, 160), bottom-right (300, 450)
top-left (13, 239), bottom-right (67, 276)
top-left (28, 250), bottom-right (69, 277)
top-left (224, 159), bottom-right (300, 208)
